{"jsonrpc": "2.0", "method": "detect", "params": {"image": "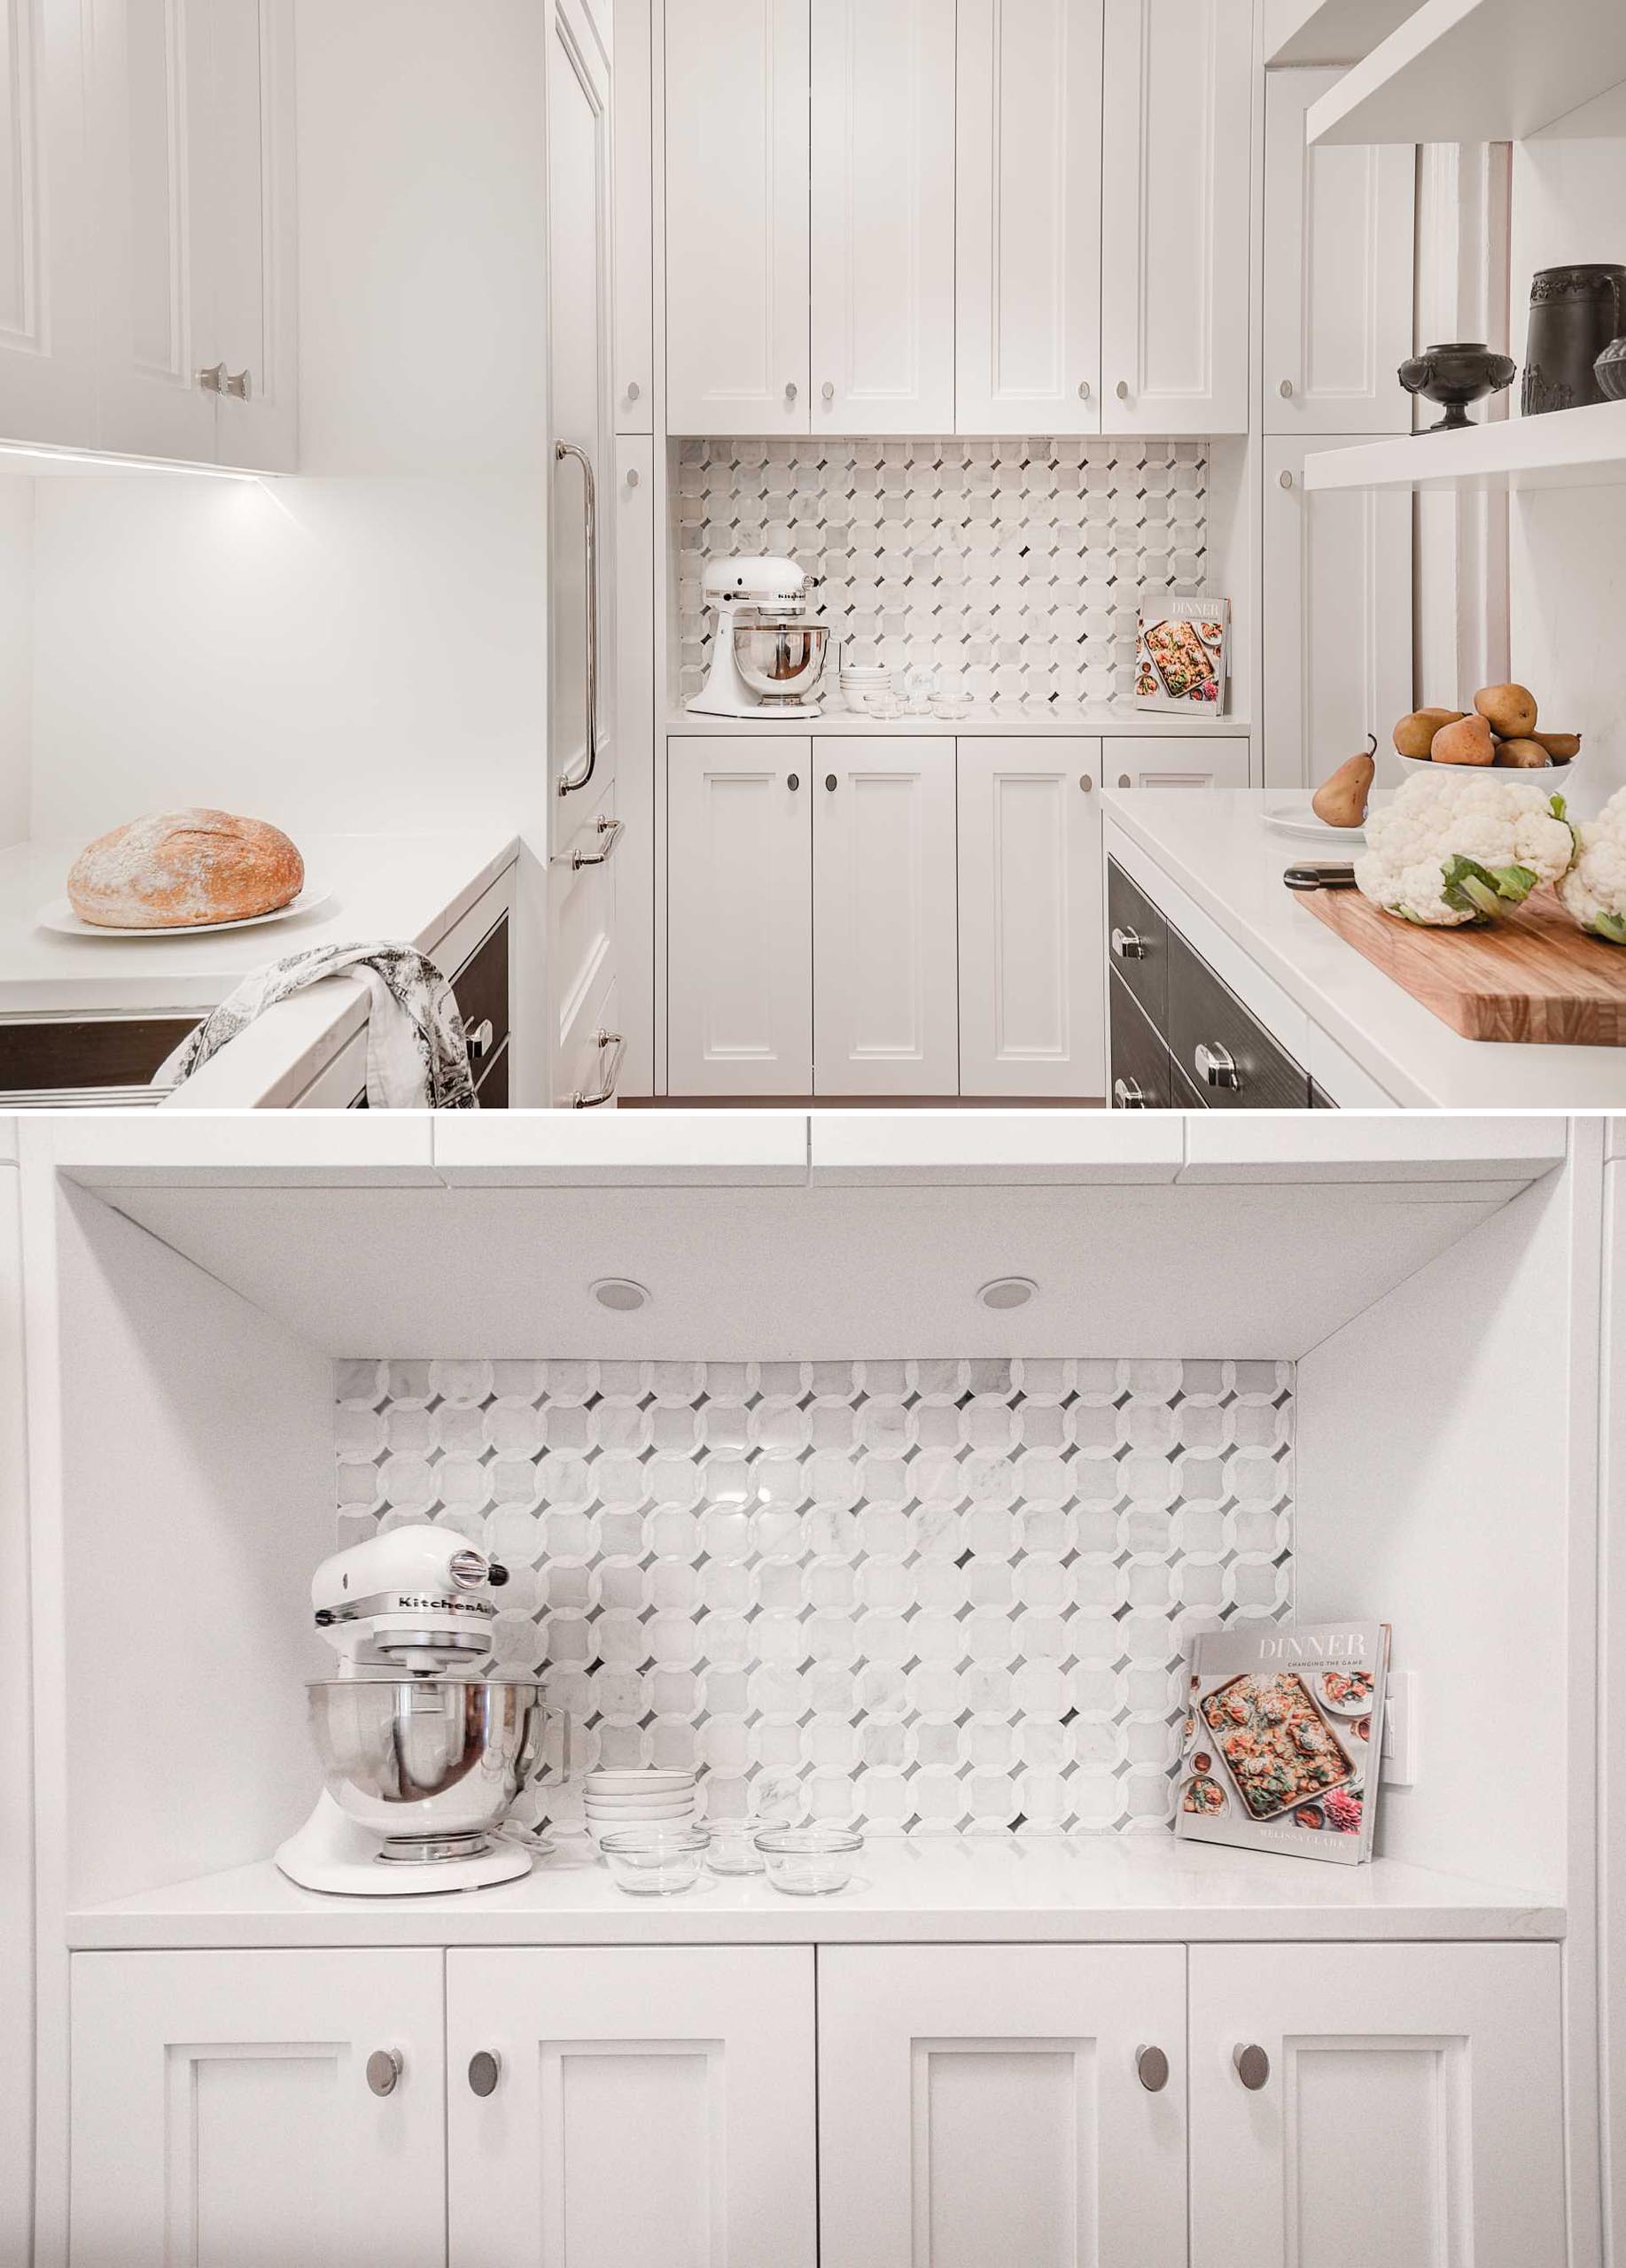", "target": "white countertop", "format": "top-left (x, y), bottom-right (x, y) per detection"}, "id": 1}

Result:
top-left (67, 1837), bottom-right (1561, 1950)
top-left (1104, 788), bottom-right (1626, 1109)
top-left (667, 703), bottom-right (1250, 738)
